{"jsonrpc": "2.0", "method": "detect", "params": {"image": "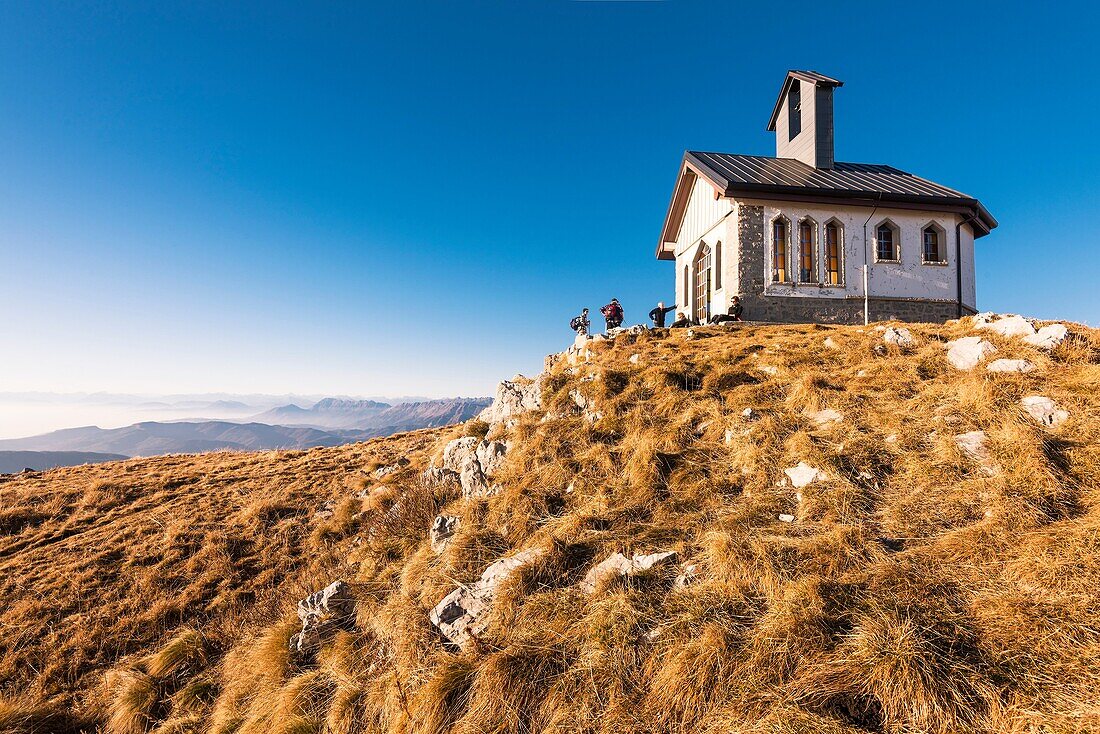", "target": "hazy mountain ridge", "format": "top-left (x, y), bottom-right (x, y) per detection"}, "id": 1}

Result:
top-left (0, 450), bottom-right (128, 474)
top-left (0, 398), bottom-right (491, 457)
